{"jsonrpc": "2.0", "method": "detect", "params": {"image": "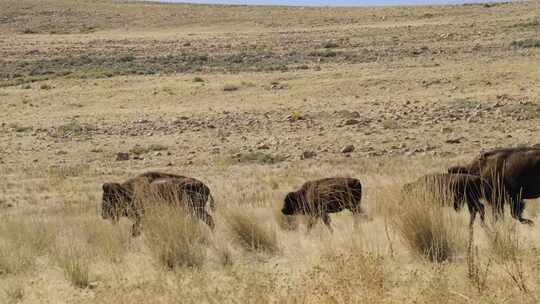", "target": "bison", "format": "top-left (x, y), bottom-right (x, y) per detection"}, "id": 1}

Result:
top-left (102, 172), bottom-right (215, 236)
top-left (281, 177), bottom-right (363, 231)
top-left (448, 147), bottom-right (540, 225)
top-left (403, 173), bottom-right (492, 228)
